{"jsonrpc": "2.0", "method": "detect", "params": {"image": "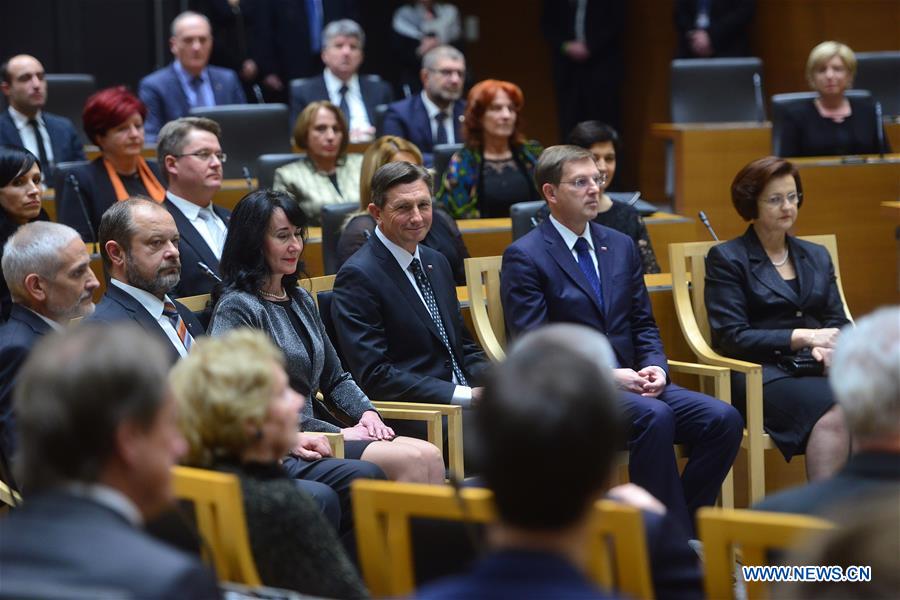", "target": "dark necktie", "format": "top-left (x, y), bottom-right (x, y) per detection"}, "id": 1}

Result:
top-left (28, 119), bottom-right (49, 167)
top-left (409, 258), bottom-right (468, 386)
top-left (190, 76), bottom-right (207, 108)
top-left (163, 300), bottom-right (194, 352)
top-left (574, 237), bottom-right (604, 310)
top-left (434, 112), bottom-right (448, 145)
top-left (338, 85), bottom-right (350, 123)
